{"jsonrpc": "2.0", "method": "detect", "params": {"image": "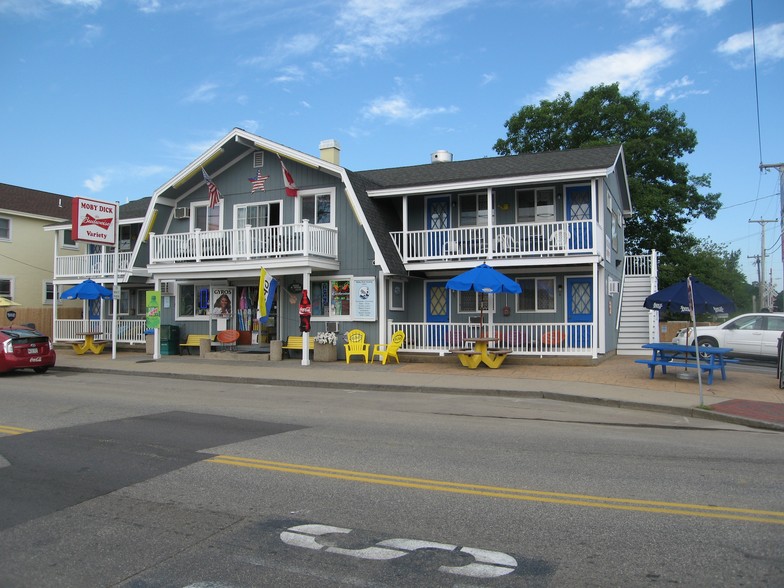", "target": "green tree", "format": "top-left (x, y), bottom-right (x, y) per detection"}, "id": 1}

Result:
top-left (493, 83), bottom-right (722, 258)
